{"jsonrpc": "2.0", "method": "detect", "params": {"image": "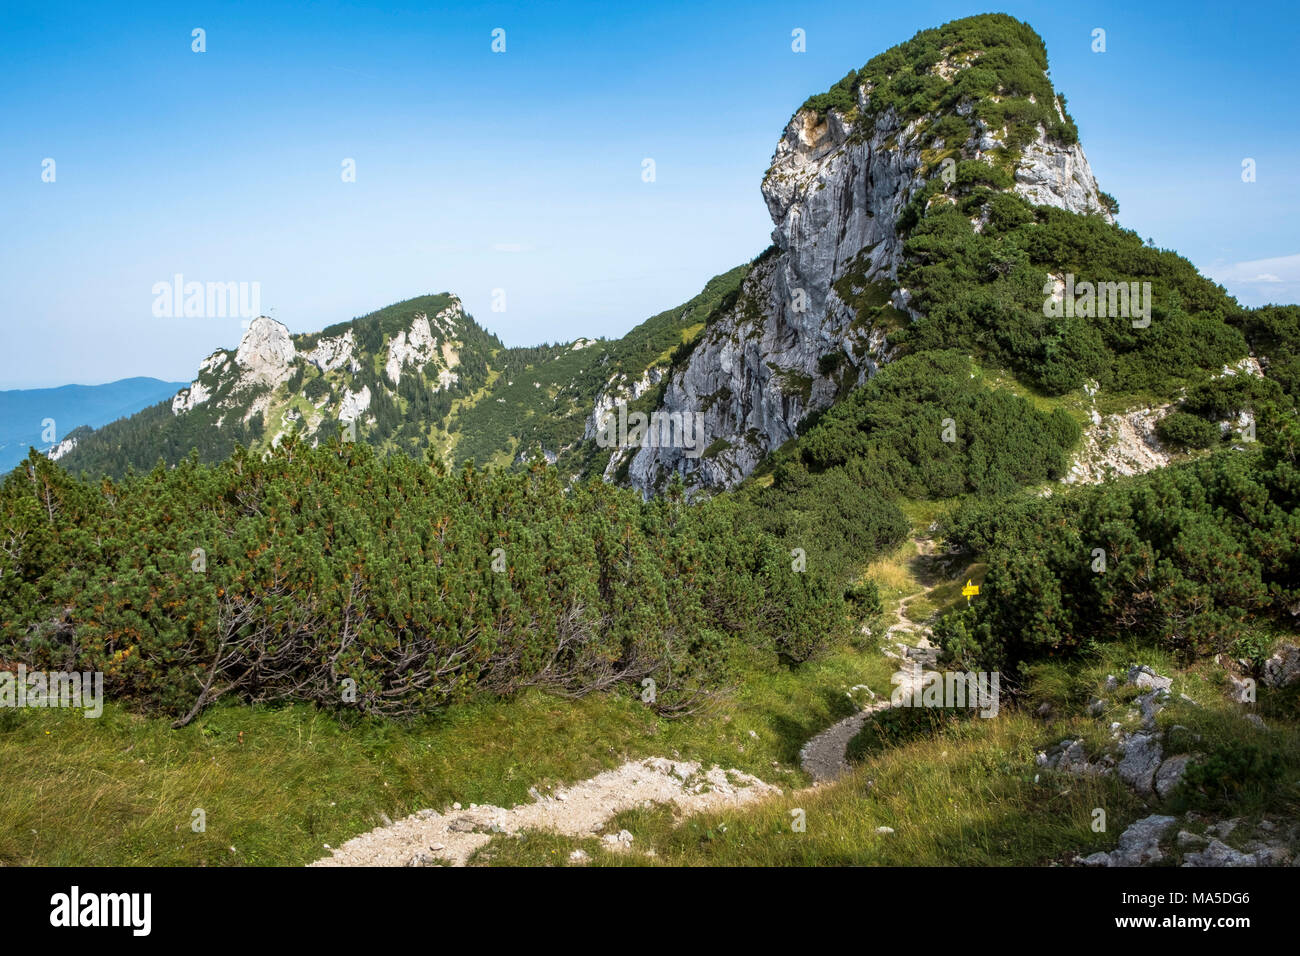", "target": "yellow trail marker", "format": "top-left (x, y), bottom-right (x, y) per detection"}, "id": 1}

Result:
top-left (962, 579), bottom-right (980, 603)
